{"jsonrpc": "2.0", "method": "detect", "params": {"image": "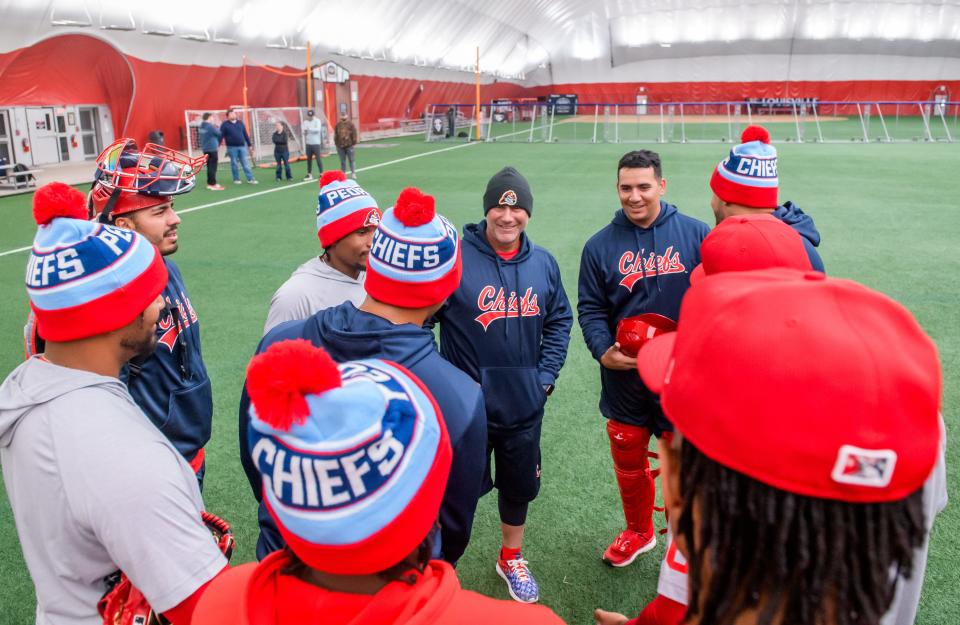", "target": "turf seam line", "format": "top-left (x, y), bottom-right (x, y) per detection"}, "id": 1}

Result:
top-left (0, 140), bottom-right (478, 258)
